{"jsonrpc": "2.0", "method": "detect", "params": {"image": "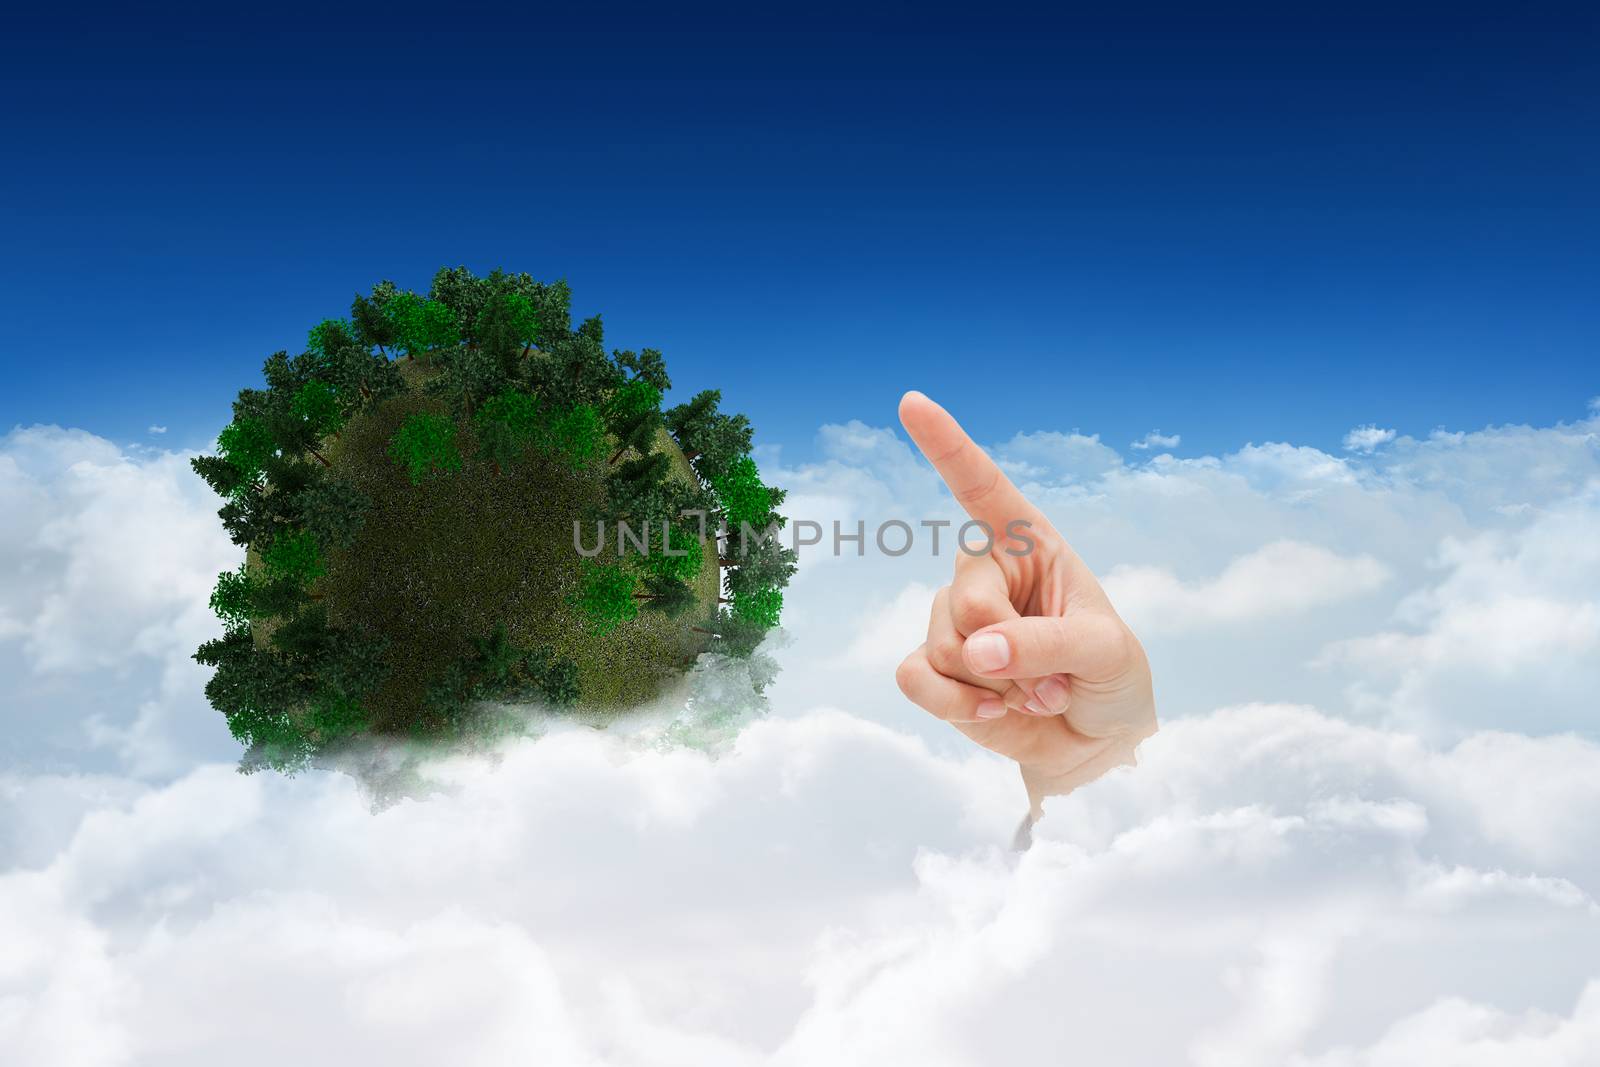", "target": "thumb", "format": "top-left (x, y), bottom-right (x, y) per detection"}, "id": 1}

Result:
top-left (961, 611), bottom-right (1131, 683)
